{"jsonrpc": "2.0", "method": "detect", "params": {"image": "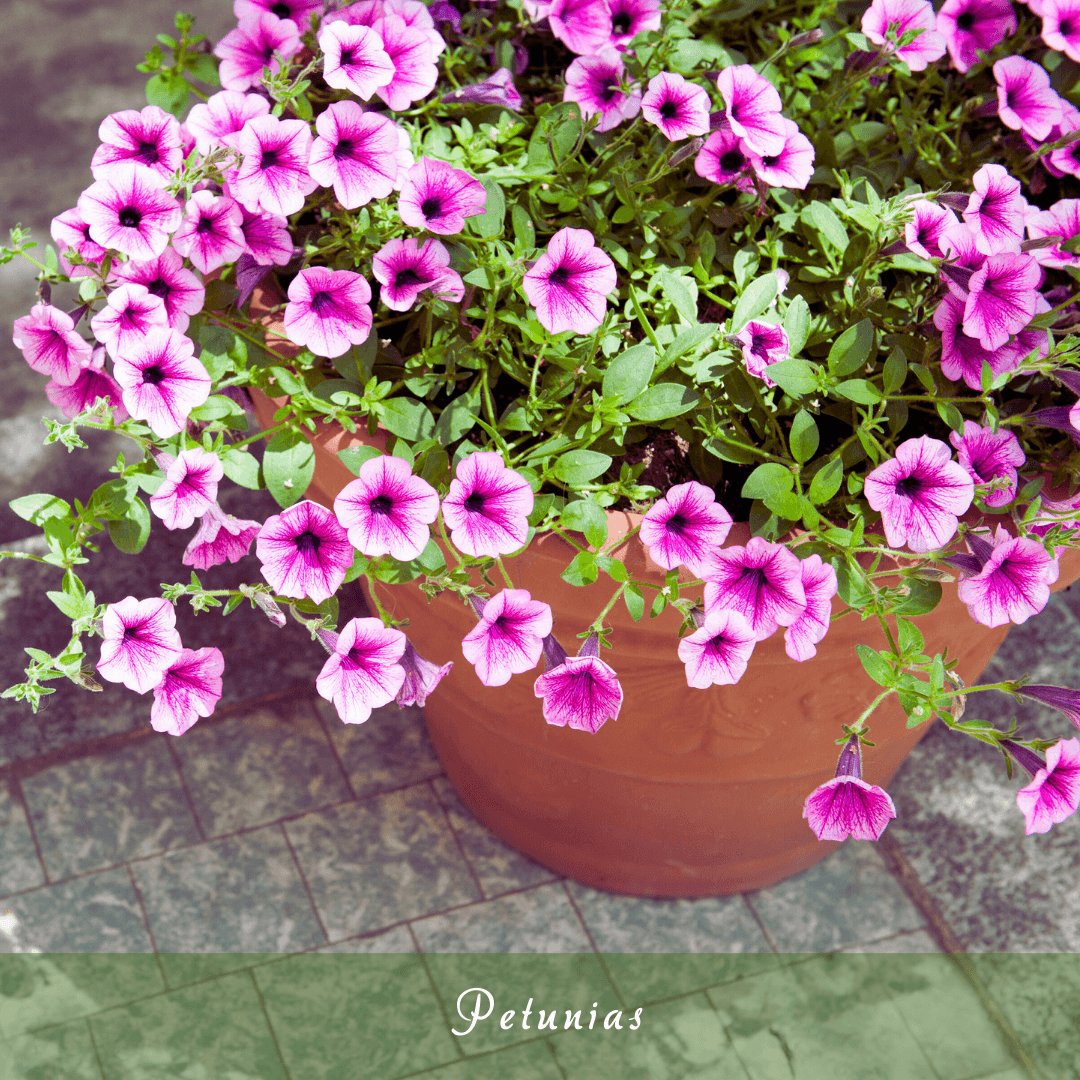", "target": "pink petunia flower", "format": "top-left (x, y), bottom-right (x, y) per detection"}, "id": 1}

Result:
top-left (214, 11), bottom-right (302, 91)
top-left (256, 499), bottom-right (354, 604)
top-left (1017, 684), bottom-right (1080, 730)
top-left (397, 639), bottom-right (453, 707)
top-left (607, 0), bottom-right (661, 48)
top-left (282, 266), bottom-right (373, 359)
top-left (1025, 199), bottom-right (1080, 270)
top-left (333, 454), bottom-right (440, 561)
top-left (640, 72), bottom-right (710, 141)
top-left (933, 292), bottom-right (1024, 391)
top-left (936, 0), bottom-right (1017, 73)
top-left (862, 0), bottom-right (947, 70)
top-left (112, 249), bottom-right (205, 334)
top-left (372, 237), bottom-right (464, 311)
top-left (170, 191), bottom-right (246, 275)
top-left (949, 421), bottom-right (1025, 508)
top-left (185, 90), bottom-right (270, 154)
top-left (548, 0), bottom-right (613, 55)
top-left (939, 223), bottom-right (988, 301)
top-left (45, 345), bottom-right (129, 422)
top-left (784, 554), bottom-right (839, 662)
top-left (964, 164), bottom-right (1026, 256)
top-left (90, 105), bottom-right (184, 187)
top-left (864, 435), bottom-right (975, 553)
top-left (308, 102), bottom-right (414, 210)
top-left (237, 205), bottom-right (294, 267)
top-left (533, 633), bottom-right (623, 733)
top-left (316, 617), bottom-right (407, 725)
top-left (1006, 737), bottom-right (1080, 834)
top-left (715, 65), bottom-right (786, 157)
top-left (151, 647), bottom-right (225, 736)
top-left (563, 50), bottom-right (641, 133)
top-left (462, 589), bottom-right (553, 686)
top-left (397, 157), bottom-right (487, 235)
top-left (96, 596), bottom-right (183, 695)
top-left (235, 0), bottom-right (324, 22)
top-left (319, 20), bottom-right (396, 99)
top-left (373, 14), bottom-right (439, 110)
top-left (746, 118), bottom-right (816, 190)
top-left (230, 114), bottom-right (318, 217)
top-left (442, 68), bottom-right (523, 110)
top-left (183, 502), bottom-right (262, 570)
top-left (803, 735), bottom-right (897, 841)
top-left (382, 0), bottom-right (447, 58)
top-left (957, 533), bottom-right (1059, 626)
top-left (640, 480), bottom-right (733, 576)
top-left (993, 56), bottom-right (1063, 142)
top-left (1042, 0), bottom-right (1080, 62)
top-left (734, 320), bottom-right (789, 386)
top-left (678, 607), bottom-right (756, 688)
top-left (963, 252), bottom-right (1042, 351)
top-left (1041, 102), bottom-right (1080, 177)
top-left (441, 451), bottom-right (534, 558)
top-left (694, 128), bottom-right (752, 187)
top-left (904, 200), bottom-right (959, 260)
top-left (78, 165), bottom-right (182, 261)
top-left (51, 206), bottom-right (108, 279)
top-left (90, 283), bottom-right (169, 362)
top-left (522, 227), bottom-right (618, 335)
top-left (12, 303), bottom-right (92, 386)
top-left (112, 327), bottom-right (212, 438)
top-left (149, 448), bottom-right (224, 531)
